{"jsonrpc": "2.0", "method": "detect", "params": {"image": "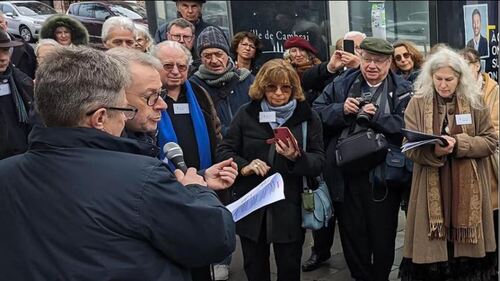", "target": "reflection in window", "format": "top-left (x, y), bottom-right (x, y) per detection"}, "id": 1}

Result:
top-left (349, 1), bottom-right (430, 52)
